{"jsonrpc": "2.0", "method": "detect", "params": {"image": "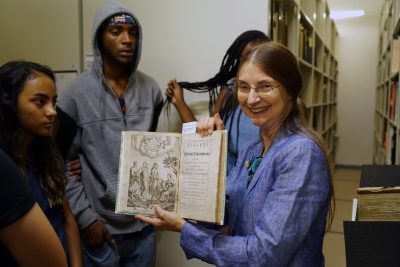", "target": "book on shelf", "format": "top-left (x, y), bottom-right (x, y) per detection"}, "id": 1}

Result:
top-left (272, 7), bottom-right (279, 43)
top-left (390, 39), bottom-right (400, 75)
top-left (385, 126), bottom-right (393, 163)
top-left (389, 82), bottom-right (397, 120)
top-left (115, 130), bottom-right (227, 225)
top-left (312, 75), bottom-right (319, 104)
top-left (382, 117), bottom-right (387, 151)
top-left (322, 80), bottom-right (328, 103)
top-left (299, 19), bottom-right (313, 63)
top-left (306, 35), bottom-right (313, 63)
top-left (388, 126), bottom-right (397, 164)
top-left (383, 85), bottom-right (389, 114)
top-left (299, 23), bottom-right (305, 60)
top-left (271, 0), bottom-right (288, 46)
top-left (357, 186), bottom-right (400, 221)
